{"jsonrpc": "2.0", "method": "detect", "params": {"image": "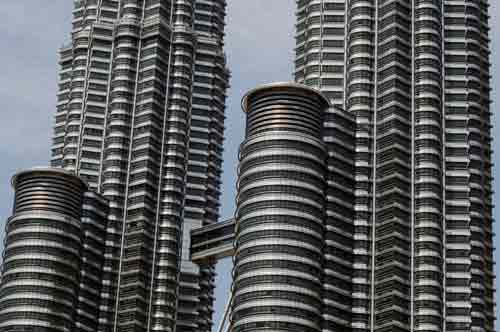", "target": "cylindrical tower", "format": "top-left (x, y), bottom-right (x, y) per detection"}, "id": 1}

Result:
top-left (230, 83), bottom-right (329, 332)
top-left (0, 168), bottom-right (87, 332)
